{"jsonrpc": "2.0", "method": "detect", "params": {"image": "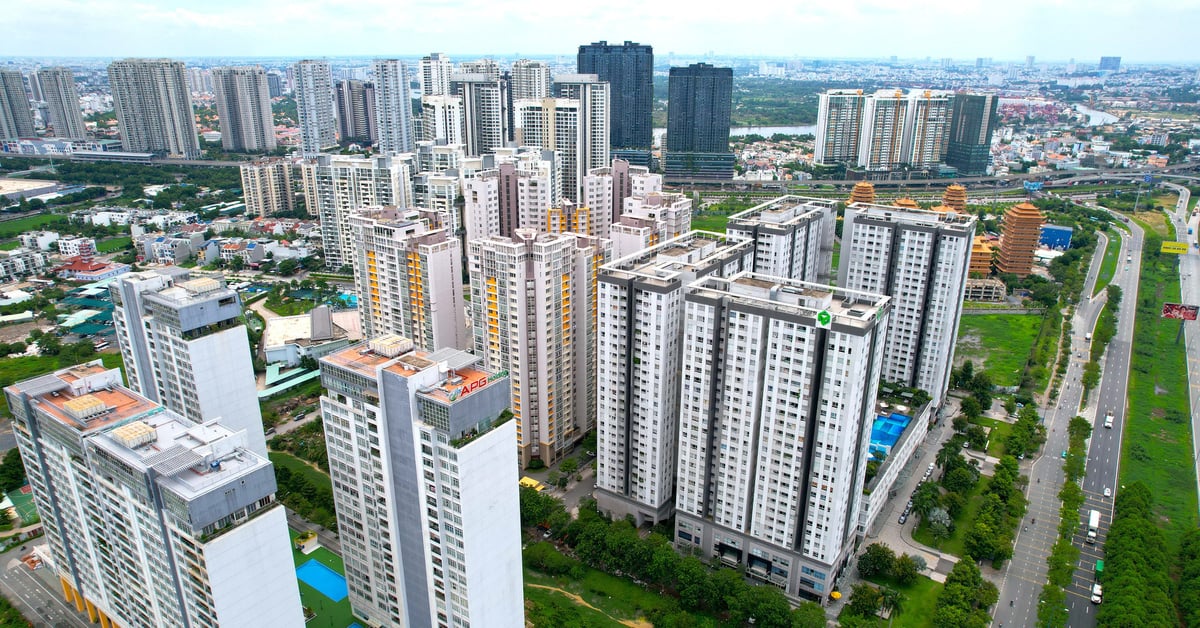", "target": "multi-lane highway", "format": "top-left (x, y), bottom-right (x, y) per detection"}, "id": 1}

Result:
top-left (993, 222), bottom-right (1115, 628)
